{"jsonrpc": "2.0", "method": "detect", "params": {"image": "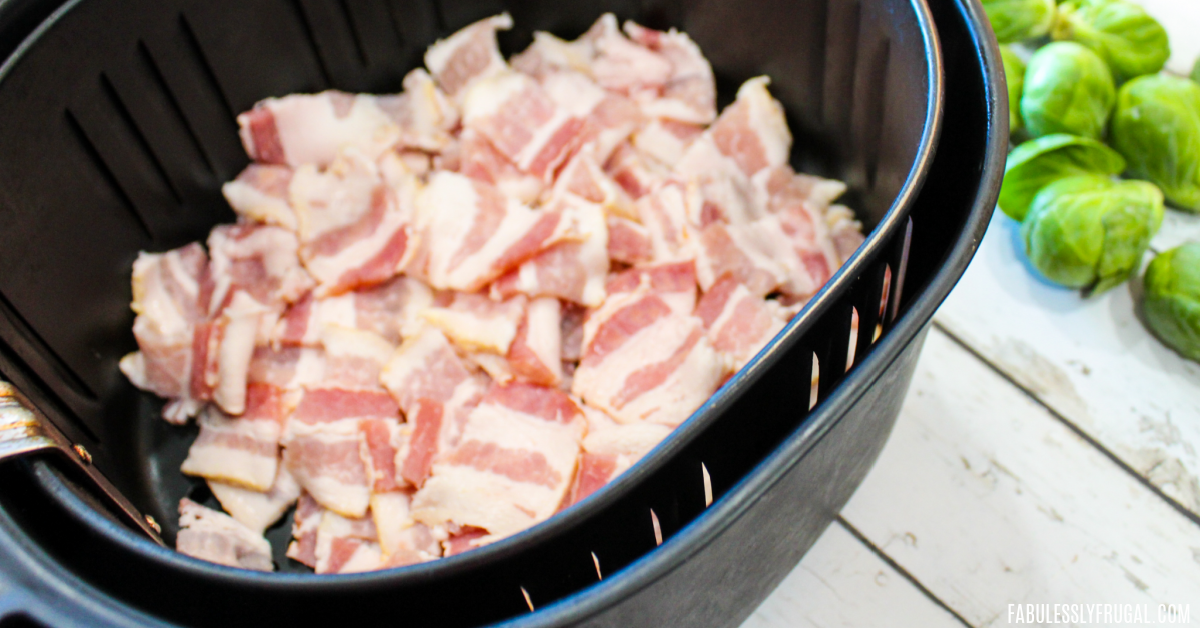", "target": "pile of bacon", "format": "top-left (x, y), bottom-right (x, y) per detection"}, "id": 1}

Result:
top-left (120, 13), bottom-right (862, 574)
